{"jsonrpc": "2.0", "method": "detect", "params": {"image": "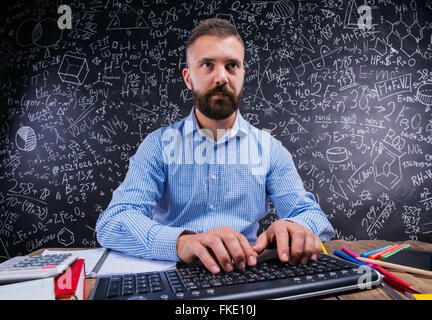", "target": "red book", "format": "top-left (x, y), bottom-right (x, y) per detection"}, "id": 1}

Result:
top-left (54, 259), bottom-right (86, 300)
